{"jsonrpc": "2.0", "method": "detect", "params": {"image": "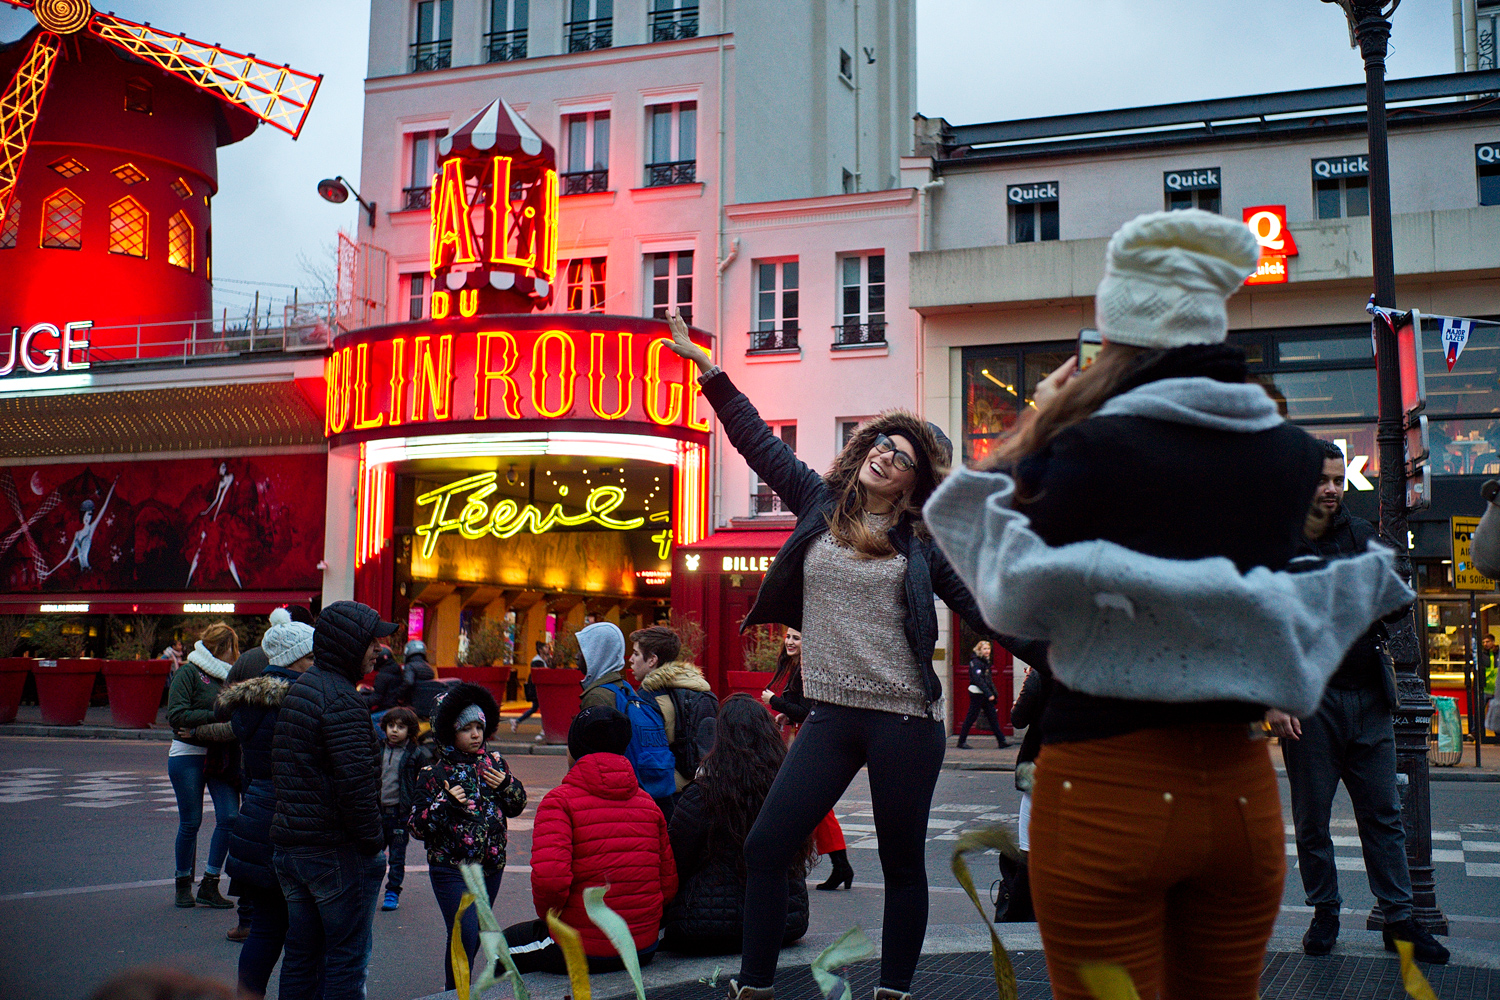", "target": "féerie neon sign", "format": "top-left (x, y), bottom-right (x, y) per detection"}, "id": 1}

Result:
top-left (415, 472), bottom-right (644, 557)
